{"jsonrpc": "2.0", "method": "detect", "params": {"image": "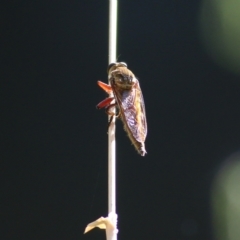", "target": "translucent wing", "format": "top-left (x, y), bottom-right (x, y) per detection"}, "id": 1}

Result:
top-left (114, 79), bottom-right (147, 143)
